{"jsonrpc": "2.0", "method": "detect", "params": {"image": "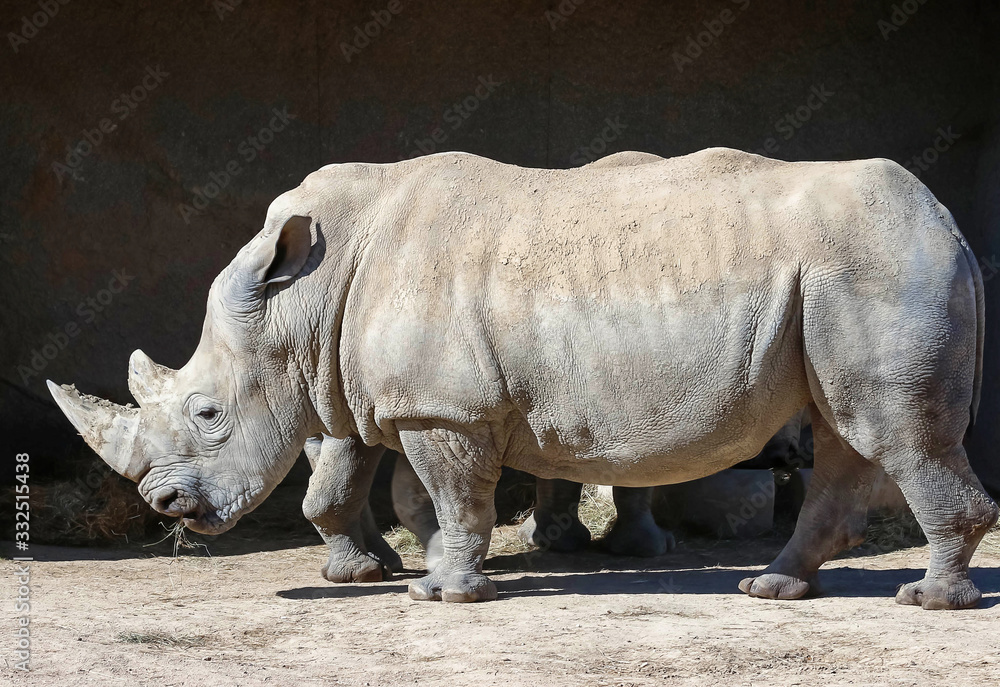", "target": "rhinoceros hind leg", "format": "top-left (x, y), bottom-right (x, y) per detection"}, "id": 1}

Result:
top-left (739, 406), bottom-right (876, 601)
top-left (398, 422), bottom-right (501, 603)
top-left (887, 444), bottom-right (997, 610)
top-left (517, 479), bottom-right (592, 553)
top-left (603, 486), bottom-right (675, 557)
